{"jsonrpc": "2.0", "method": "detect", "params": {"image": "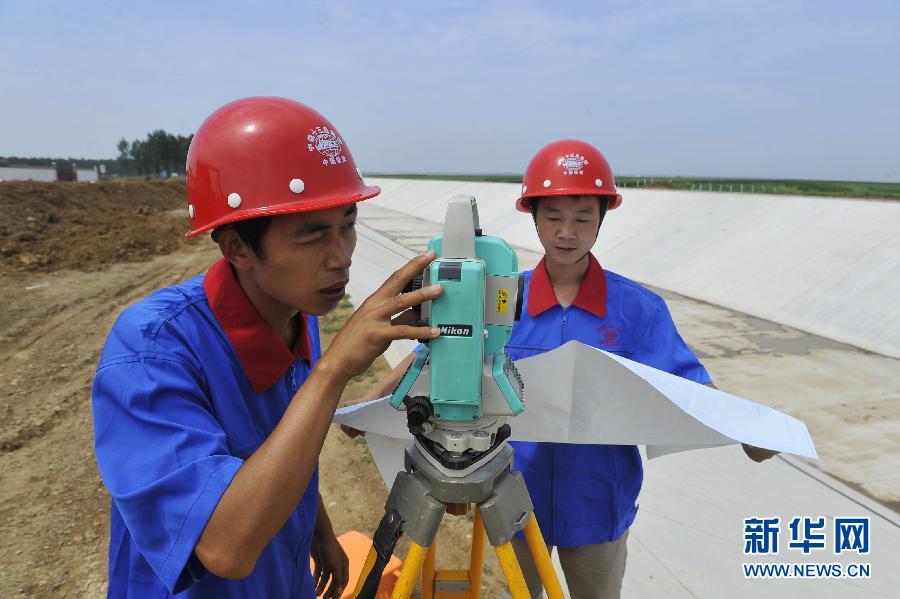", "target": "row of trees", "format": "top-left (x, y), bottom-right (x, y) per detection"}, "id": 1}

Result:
top-left (117, 130), bottom-right (193, 176)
